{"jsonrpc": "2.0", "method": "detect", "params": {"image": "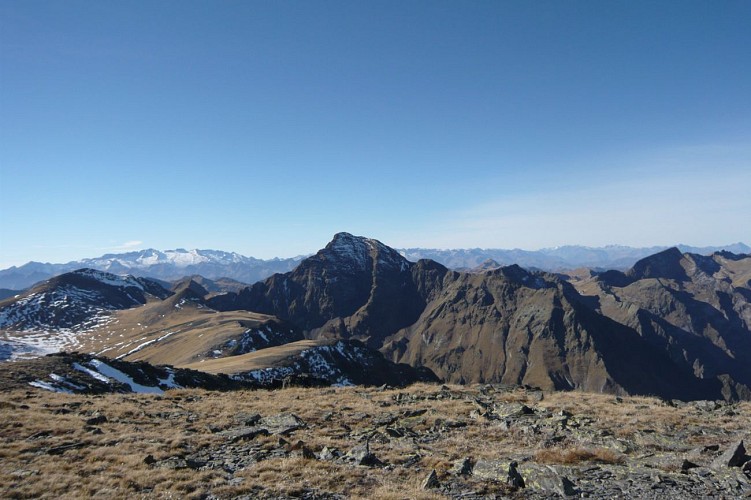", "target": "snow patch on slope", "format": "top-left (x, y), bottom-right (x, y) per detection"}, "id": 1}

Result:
top-left (87, 359), bottom-right (163, 393)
